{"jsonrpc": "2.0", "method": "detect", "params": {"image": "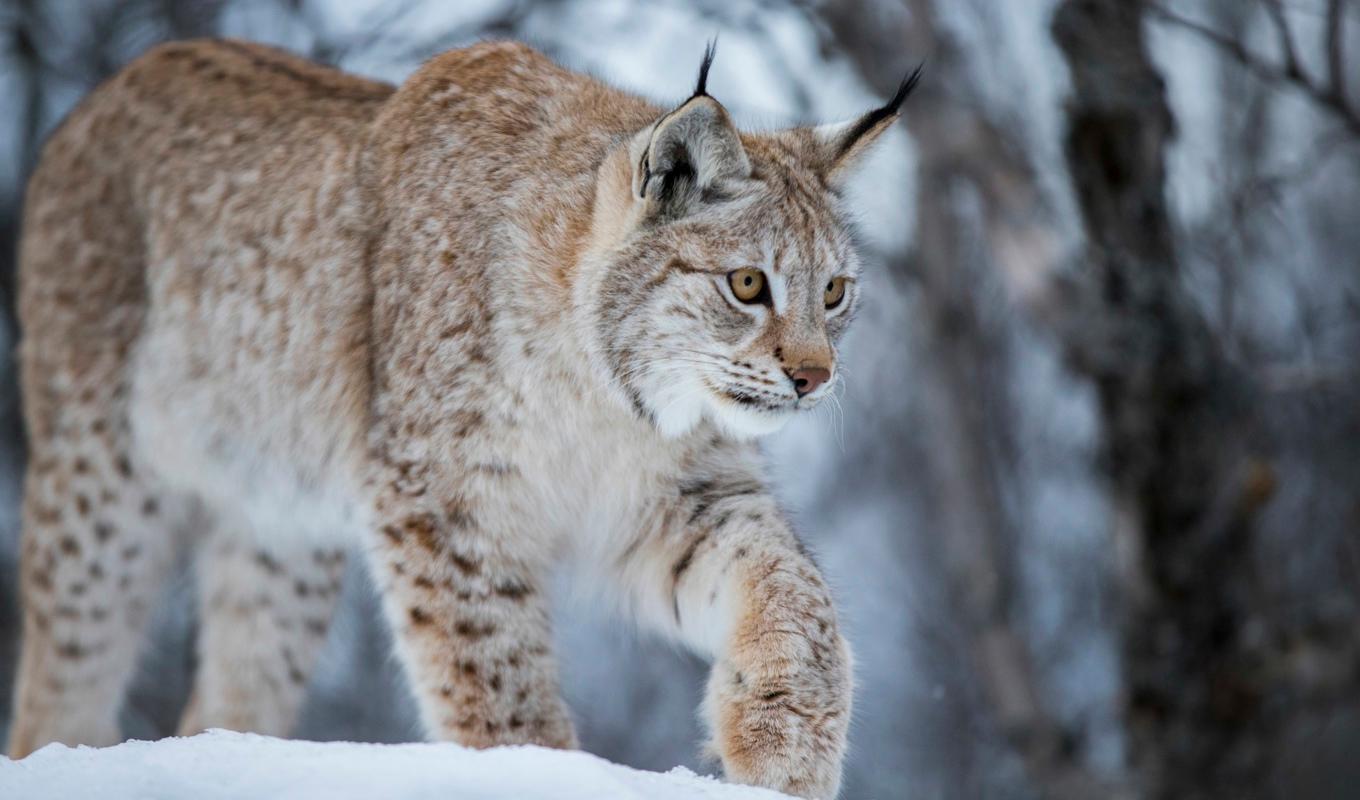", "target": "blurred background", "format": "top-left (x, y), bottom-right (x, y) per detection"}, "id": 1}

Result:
top-left (1, 1), bottom-right (1358, 798)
